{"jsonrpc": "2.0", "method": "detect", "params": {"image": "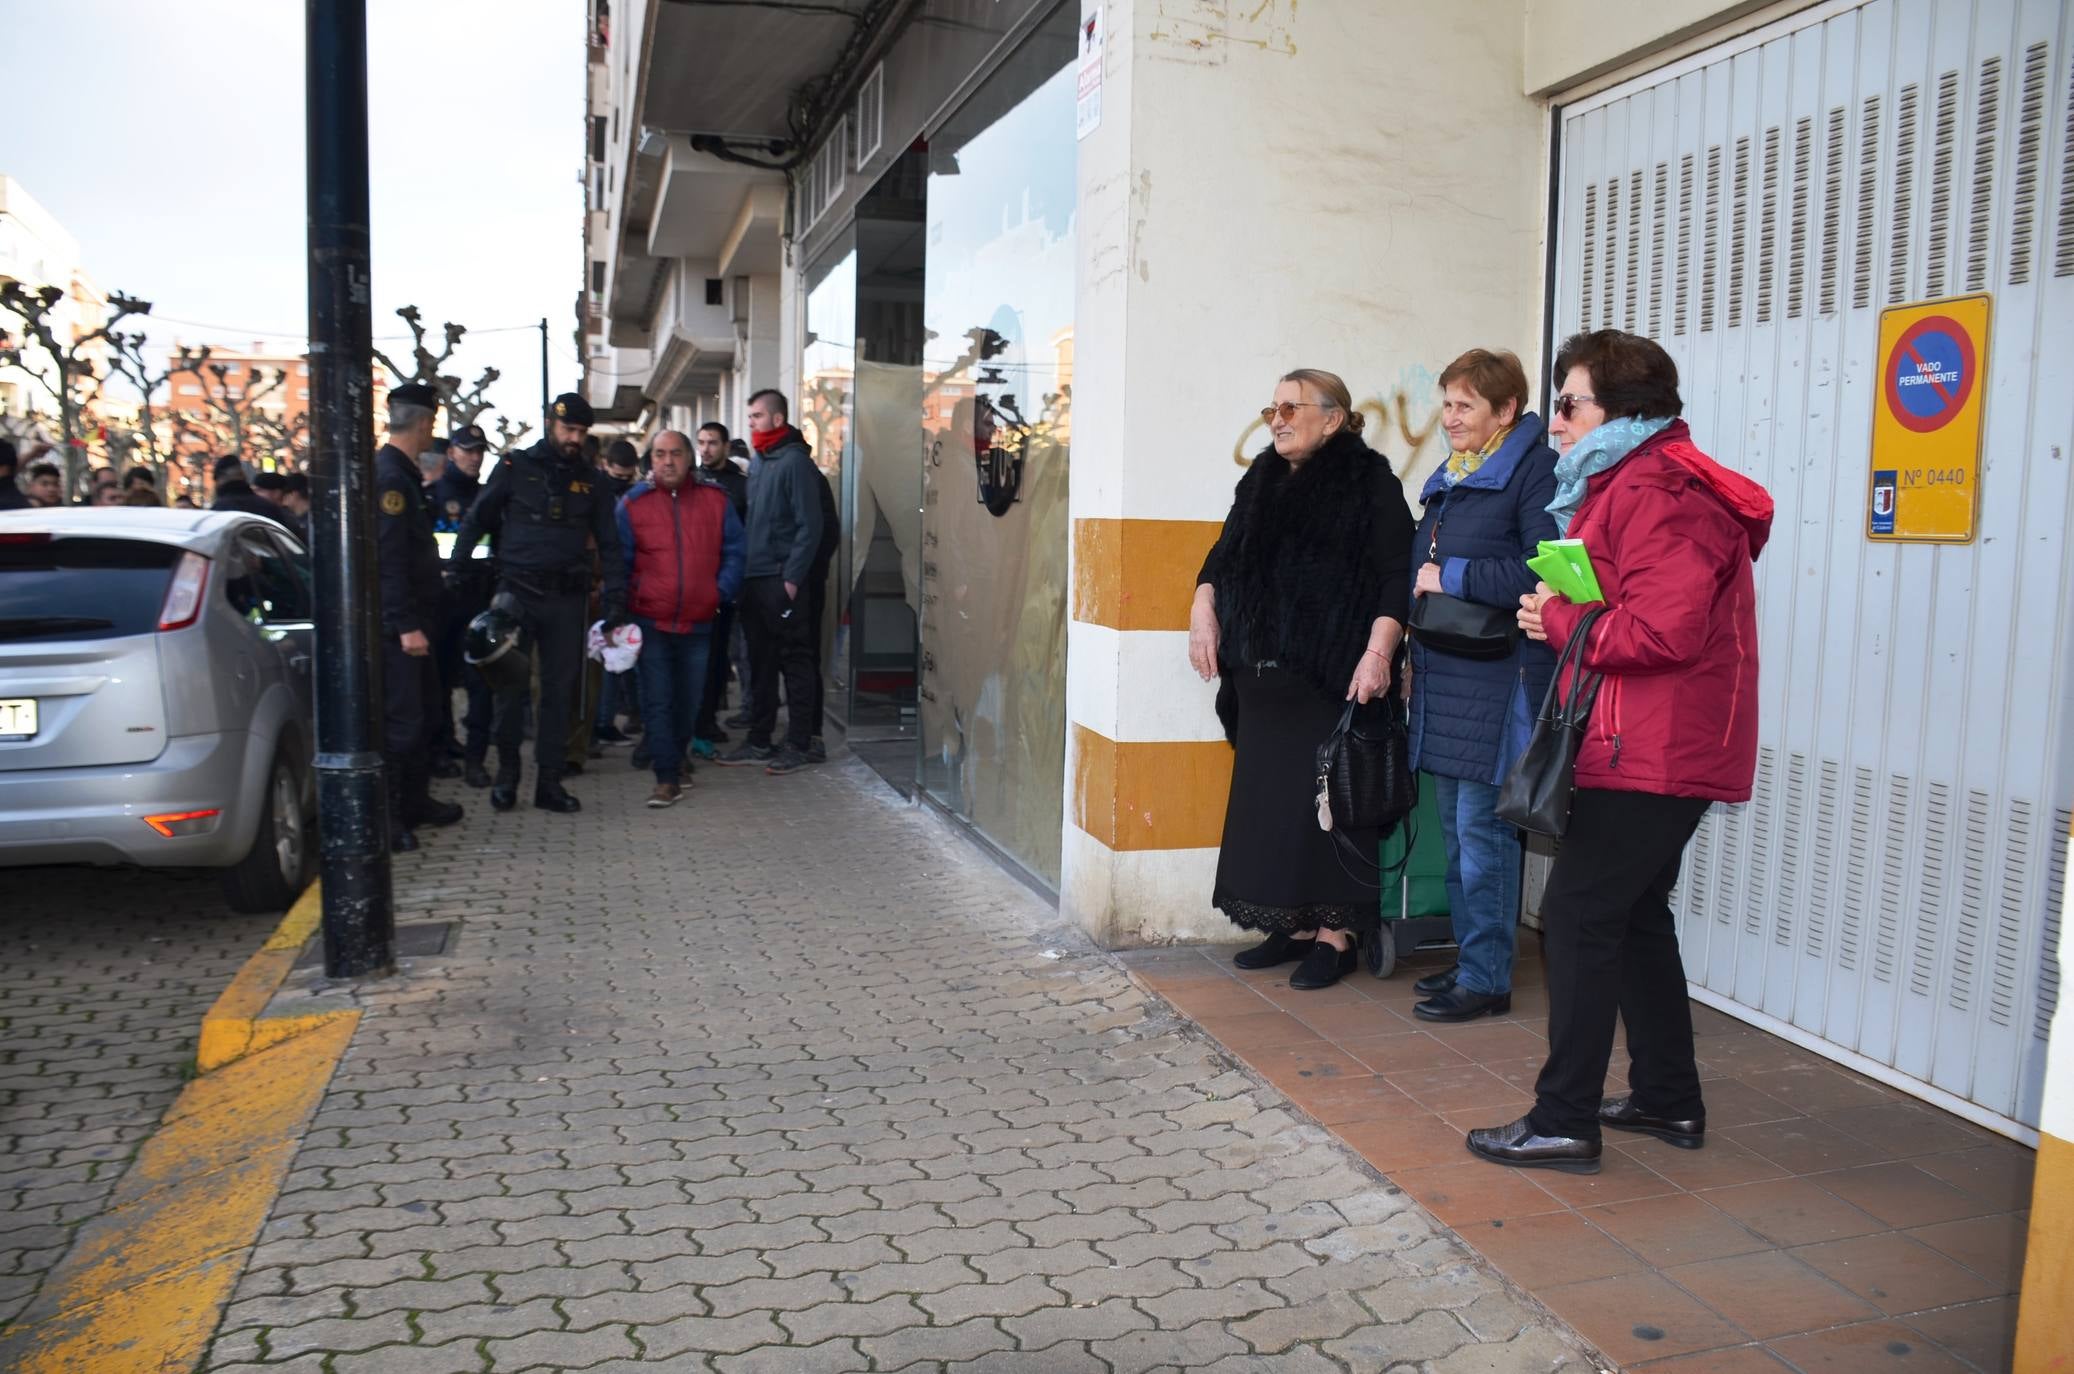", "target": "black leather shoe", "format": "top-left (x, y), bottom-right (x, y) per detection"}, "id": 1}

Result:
top-left (463, 759), bottom-right (492, 789)
top-left (388, 826), bottom-right (419, 853)
top-left (427, 757), bottom-right (462, 780)
top-left (1233, 932), bottom-right (1316, 970)
top-left (412, 797), bottom-right (464, 828)
top-left (1414, 965), bottom-right (1458, 995)
top-left (534, 780), bottom-right (582, 814)
top-left (491, 753), bottom-right (521, 811)
top-left (1466, 1115), bottom-right (1602, 1173)
top-left (1414, 987), bottom-right (1512, 1023)
top-left (1287, 940), bottom-right (1357, 991)
top-left (1599, 1094), bottom-right (1706, 1149)
top-left (564, 759), bottom-right (585, 775)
